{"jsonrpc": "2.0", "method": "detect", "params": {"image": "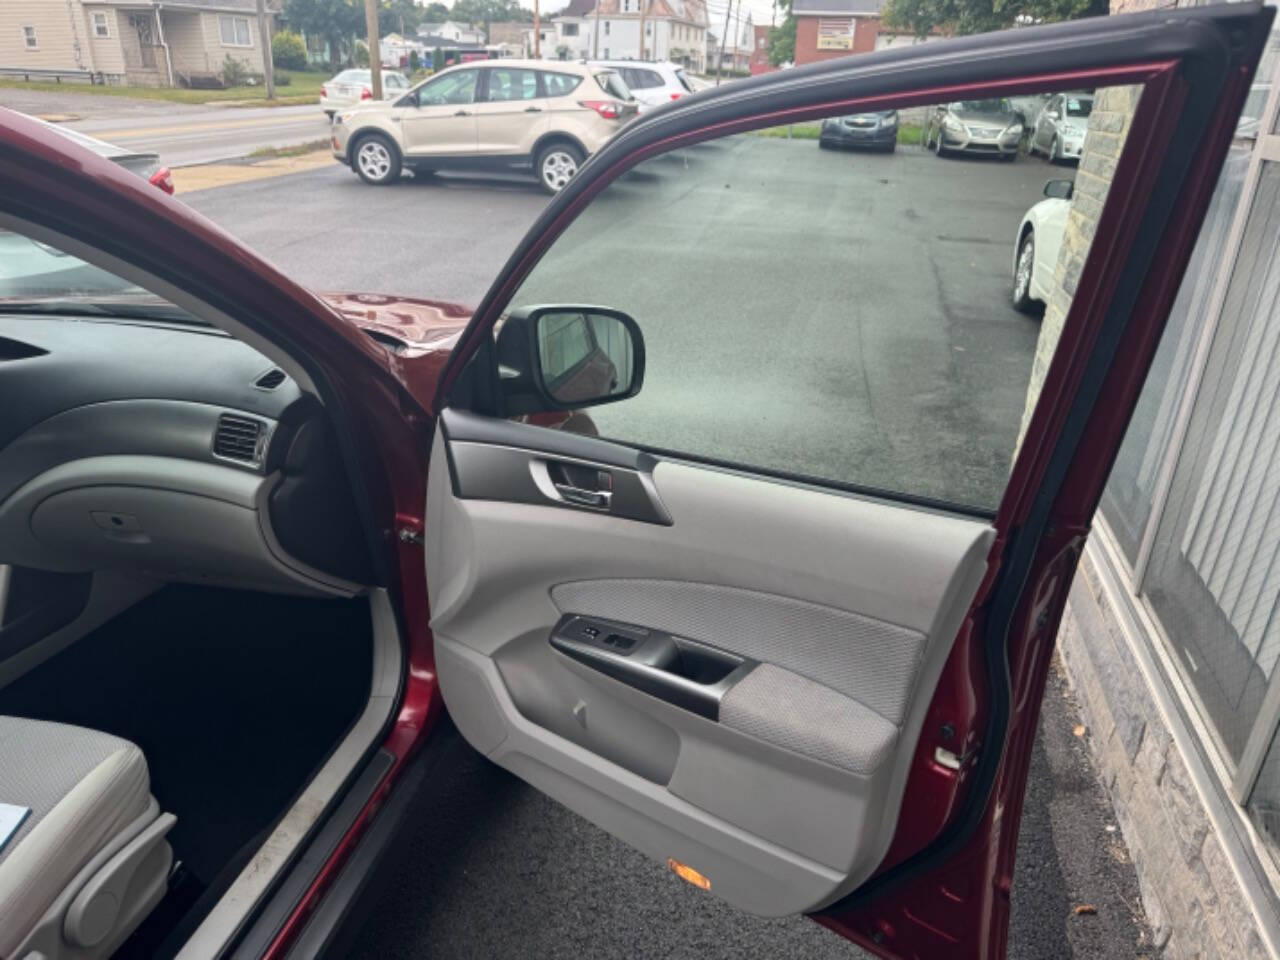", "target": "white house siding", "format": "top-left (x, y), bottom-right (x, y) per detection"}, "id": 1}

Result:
top-left (165, 11), bottom-right (215, 76)
top-left (1, 0), bottom-right (94, 73)
top-left (199, 10), bottom-right (266, 76)
top-left (83, 4), bottom-right (125, 75)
